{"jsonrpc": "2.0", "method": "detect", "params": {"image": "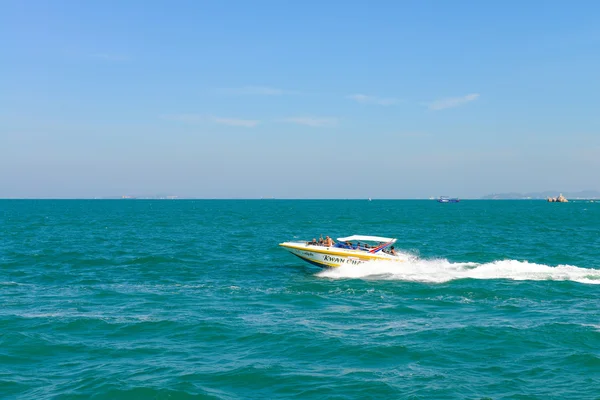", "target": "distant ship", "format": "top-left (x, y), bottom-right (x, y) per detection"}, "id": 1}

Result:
top-left (547, 193), bottom-right (568, 203)
top-left (438, 196), bottom-right (460, 203)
